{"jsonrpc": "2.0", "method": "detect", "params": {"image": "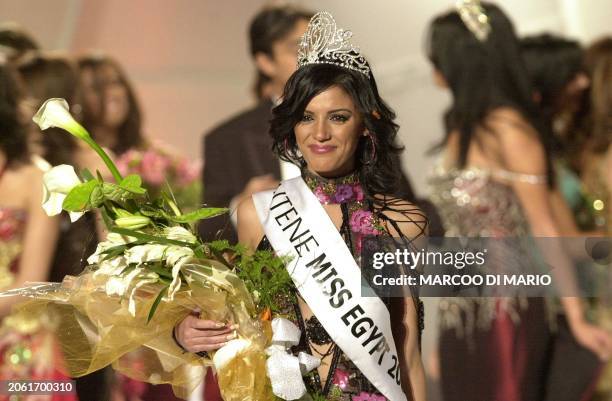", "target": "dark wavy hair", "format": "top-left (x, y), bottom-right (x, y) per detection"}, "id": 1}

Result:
top-left (78, 54), bottom-right (144, 156)
top-left (270, 63), bottom-right (403, 197)
top-left (521, 34), bottom-right (583, 154)
top-left (0, 63), bottom-right (28, 167)
top-left (426, 2), bottom-right (554, 186)
top-left (18, 52), bottom-right (79, 166)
